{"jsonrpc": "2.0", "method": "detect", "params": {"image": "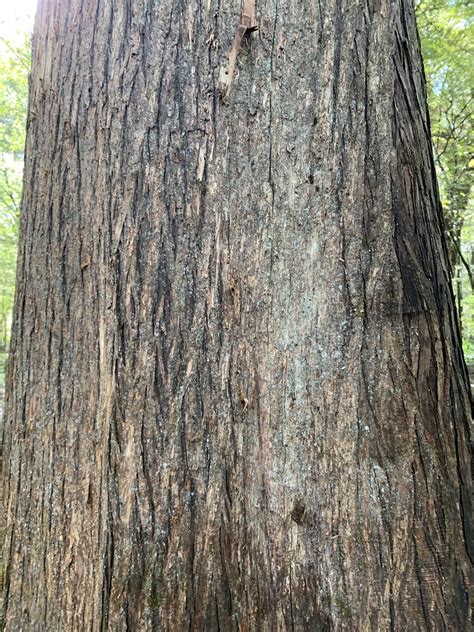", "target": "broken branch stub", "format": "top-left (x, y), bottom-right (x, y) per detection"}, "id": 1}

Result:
top-left (218, 0), bottom-right (258, 100)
